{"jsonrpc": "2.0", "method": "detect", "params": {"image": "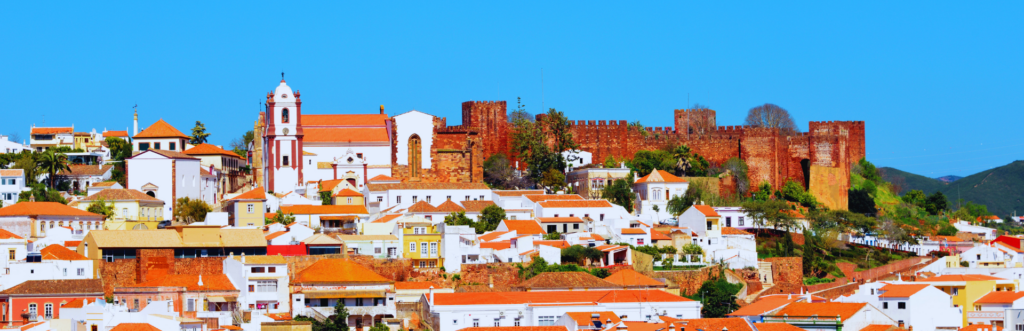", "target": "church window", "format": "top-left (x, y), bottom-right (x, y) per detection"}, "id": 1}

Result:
top-left (282, 108), bottom-right (290, 123)
top-left (283, 156), bottom-right (289, 166)
top-left (409, 135), bottom-right (421, 177)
